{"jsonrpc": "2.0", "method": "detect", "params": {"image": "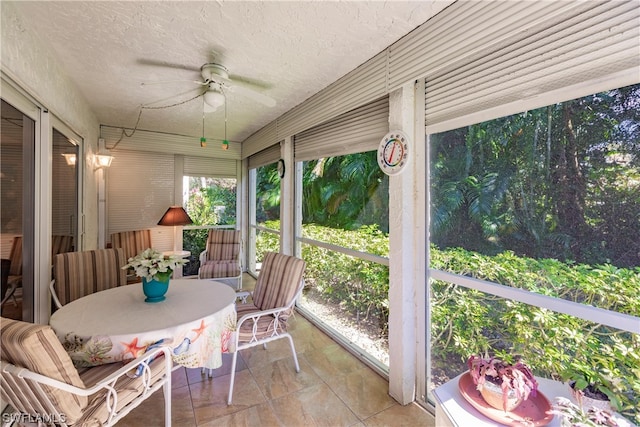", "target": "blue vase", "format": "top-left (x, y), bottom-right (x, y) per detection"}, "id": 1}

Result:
top-left (142, 277), bottom-right (170, 303)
